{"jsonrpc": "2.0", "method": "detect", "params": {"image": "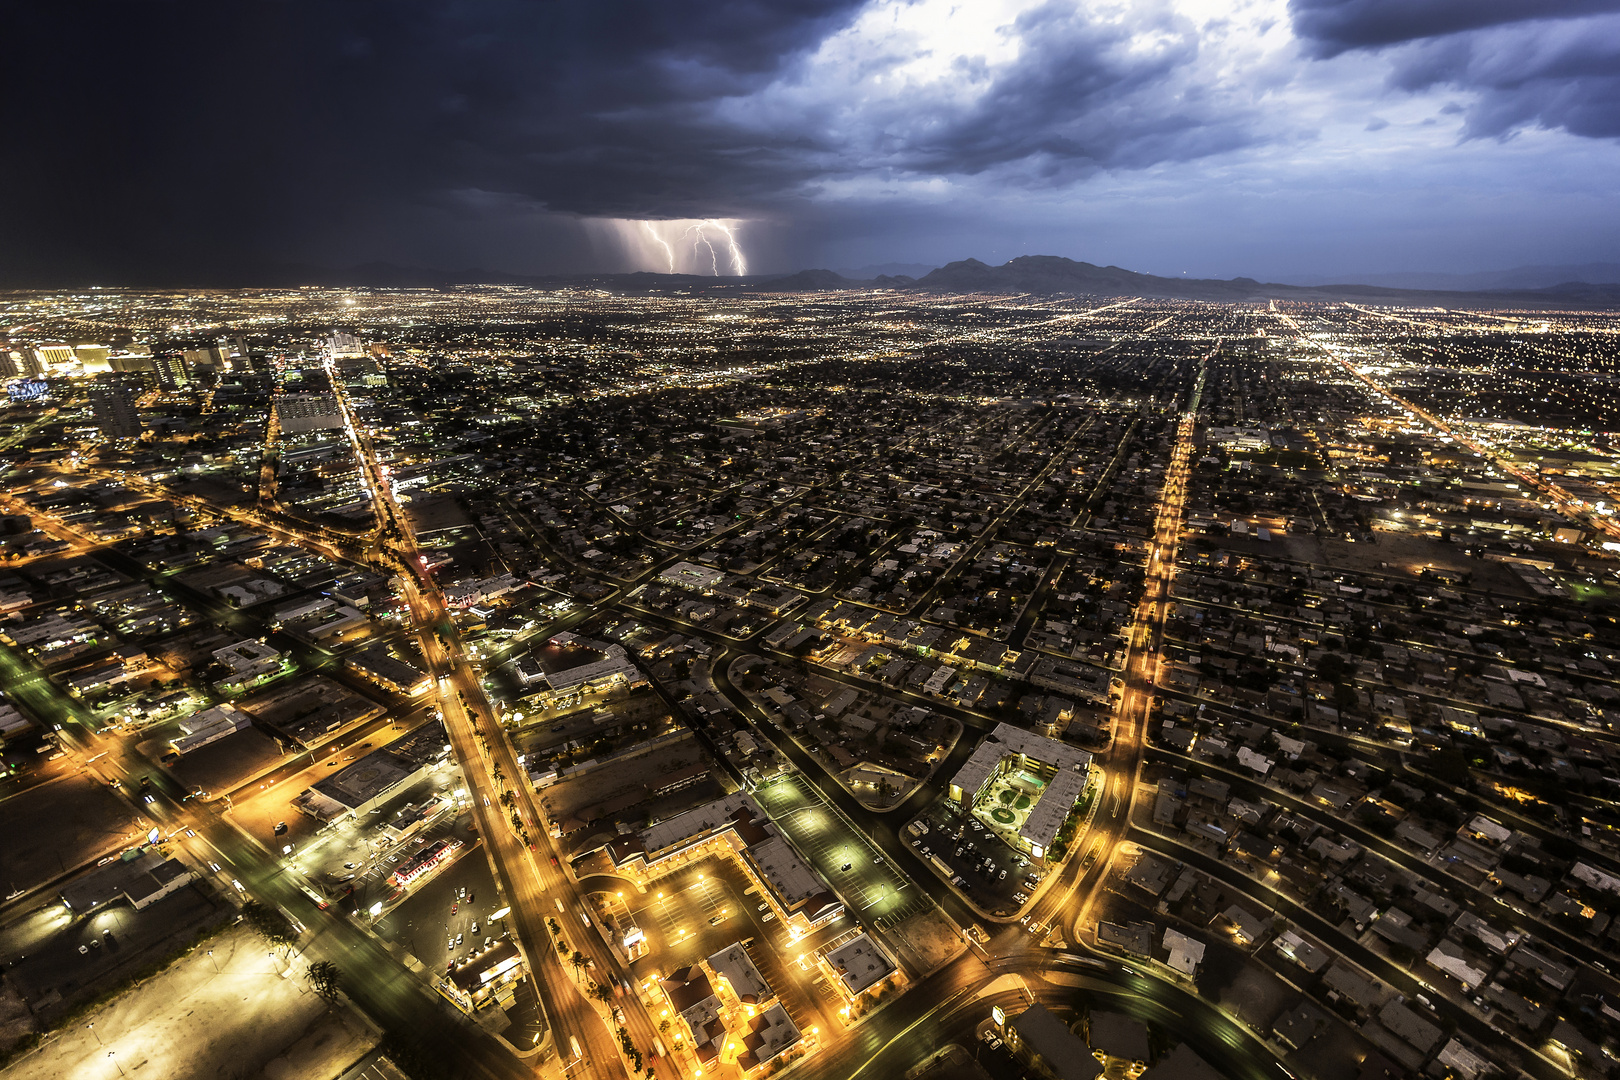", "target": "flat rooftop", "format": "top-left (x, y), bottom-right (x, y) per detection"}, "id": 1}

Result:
top-left (823, 934), bottom-right (896, 995)
top-left (707, 942), bottom-right (771, 1004)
